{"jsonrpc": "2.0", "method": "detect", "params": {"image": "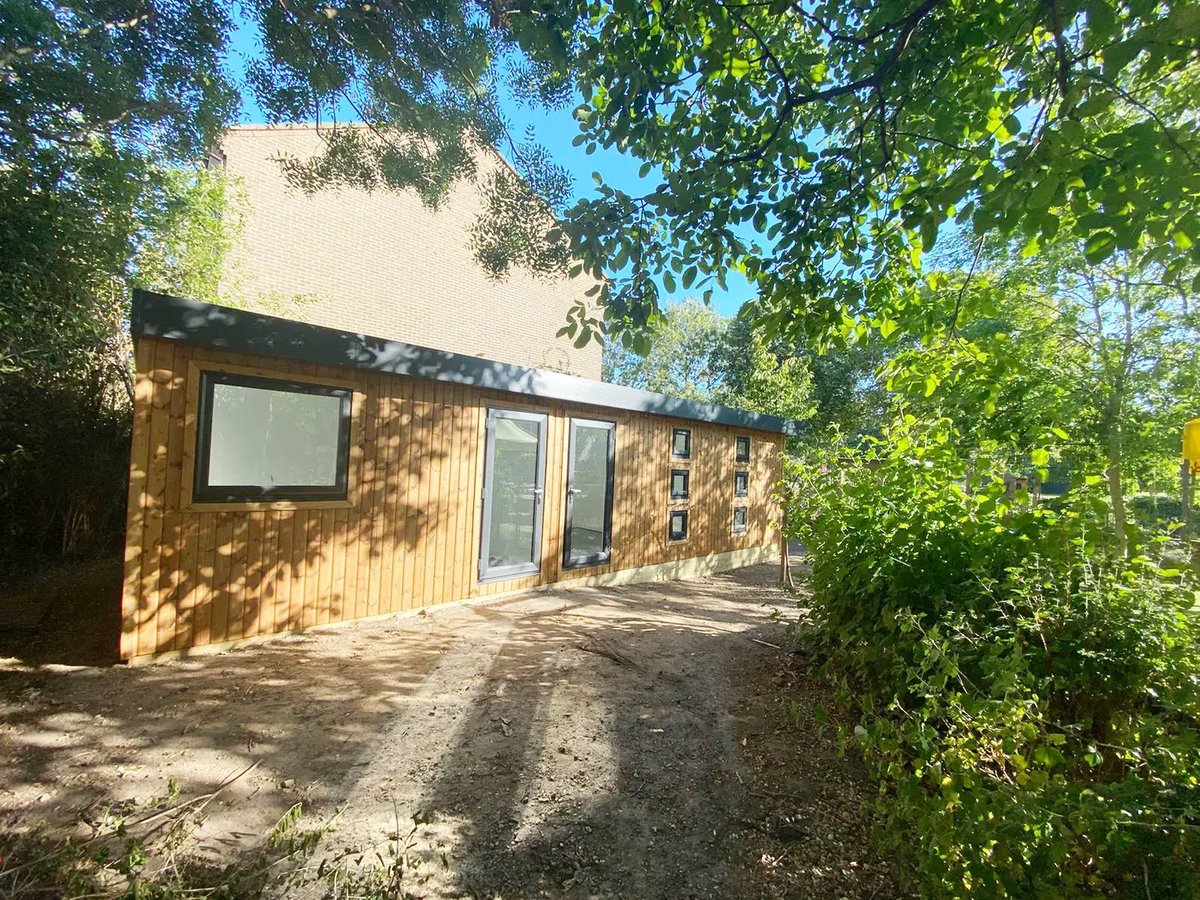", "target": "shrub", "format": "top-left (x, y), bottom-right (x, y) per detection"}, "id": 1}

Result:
top-left (786, 416), bottom-right (1200, 898)
top-left (0, 368), bottom-right (130, 573)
